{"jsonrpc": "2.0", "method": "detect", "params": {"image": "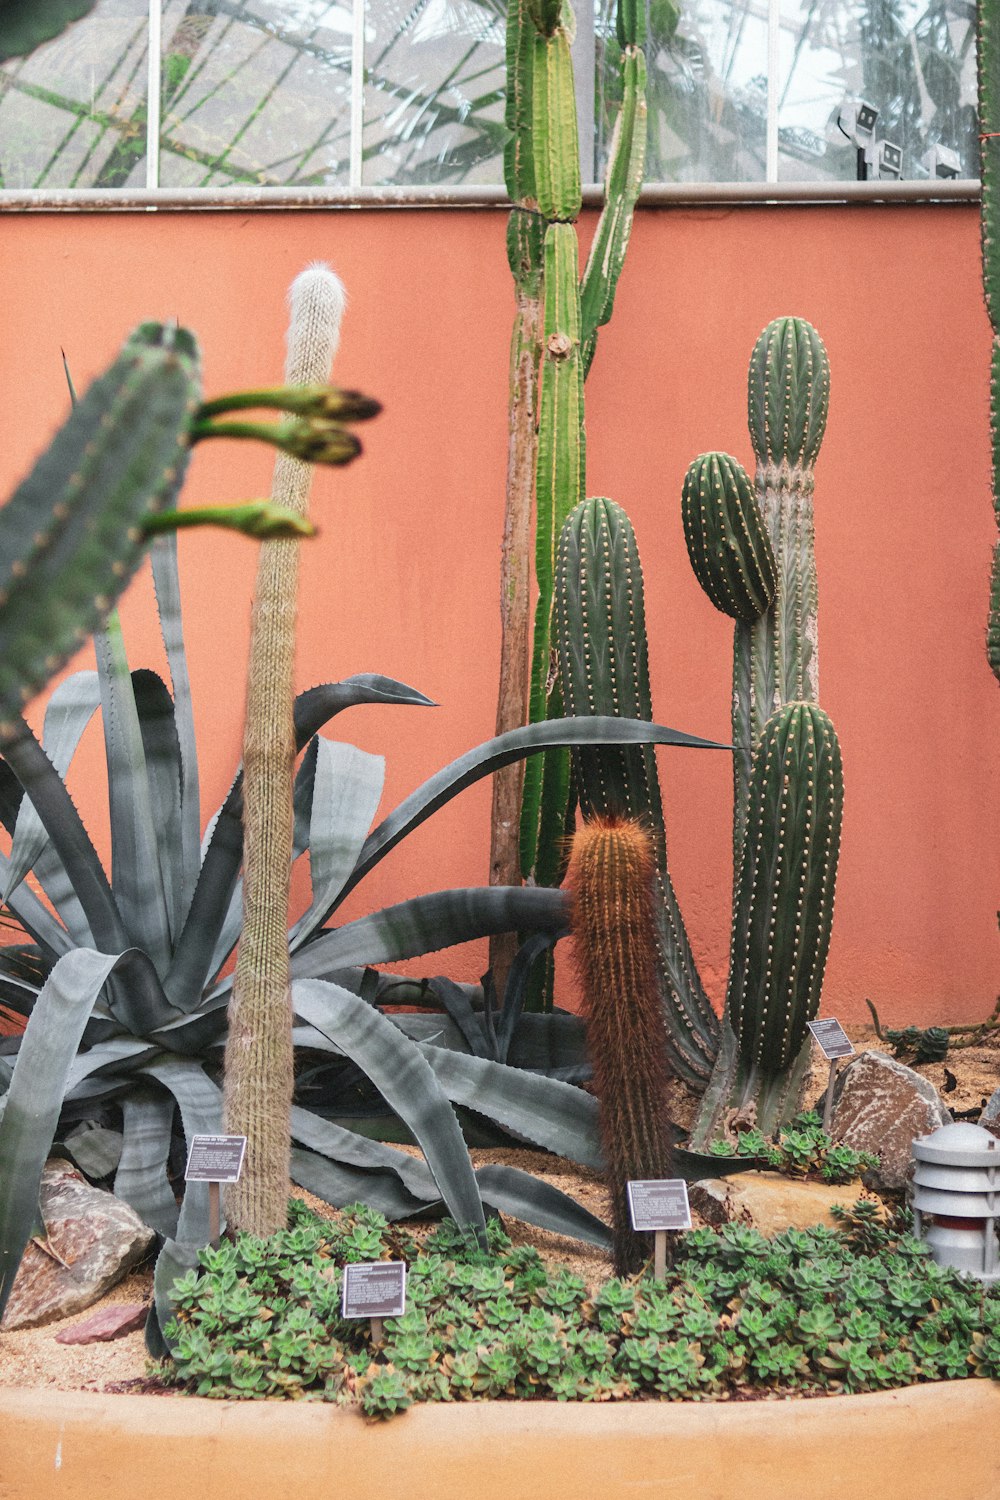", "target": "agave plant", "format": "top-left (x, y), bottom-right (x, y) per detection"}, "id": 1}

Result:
top-left (0, 529), bottom-right (738, 1324)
